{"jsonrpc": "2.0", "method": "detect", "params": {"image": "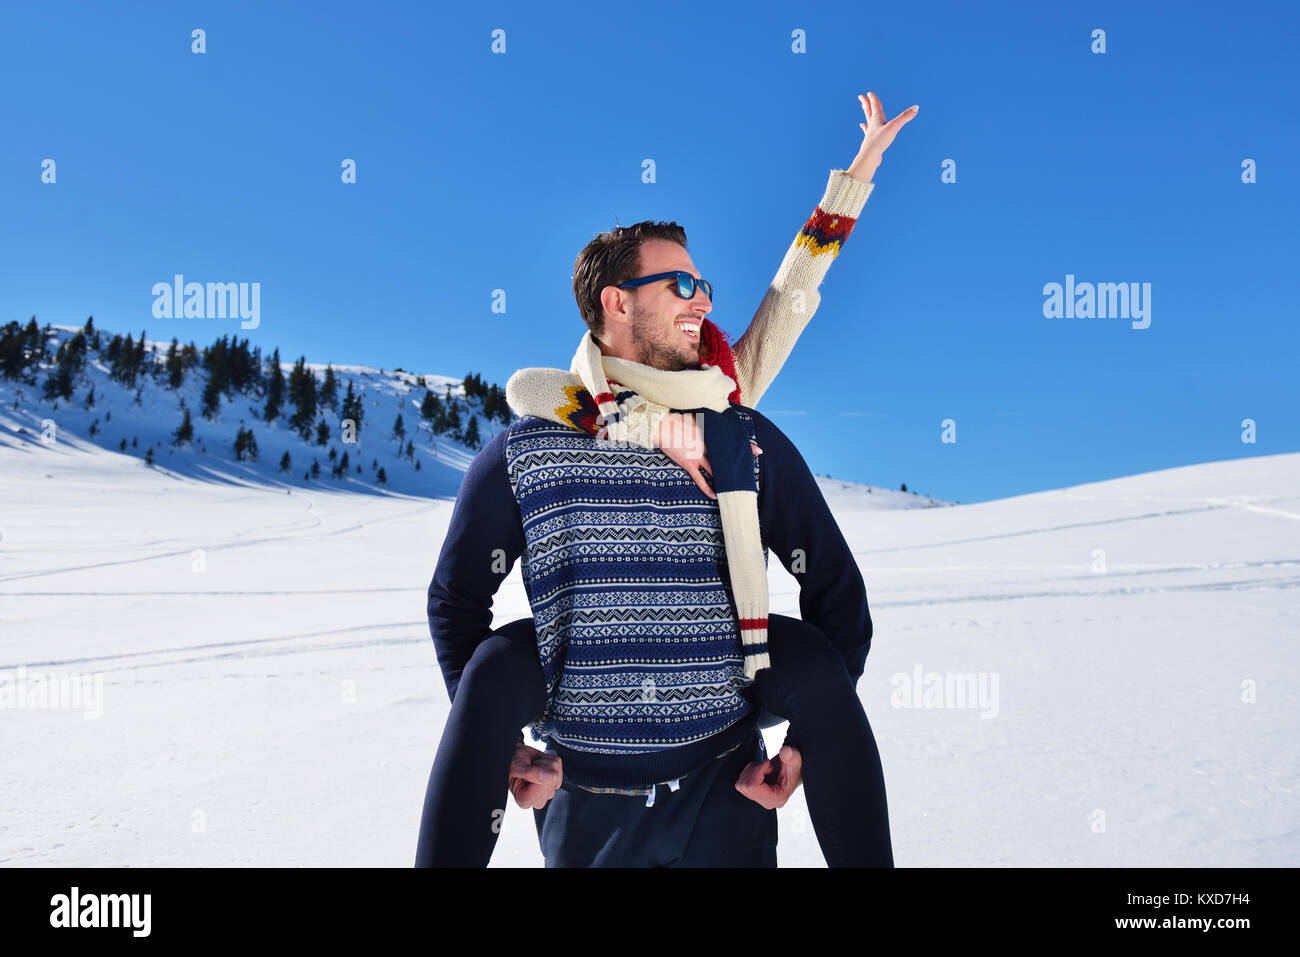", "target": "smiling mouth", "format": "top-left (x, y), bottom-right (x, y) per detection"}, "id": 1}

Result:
top-left (676, 319), bottom-right (701, 342)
